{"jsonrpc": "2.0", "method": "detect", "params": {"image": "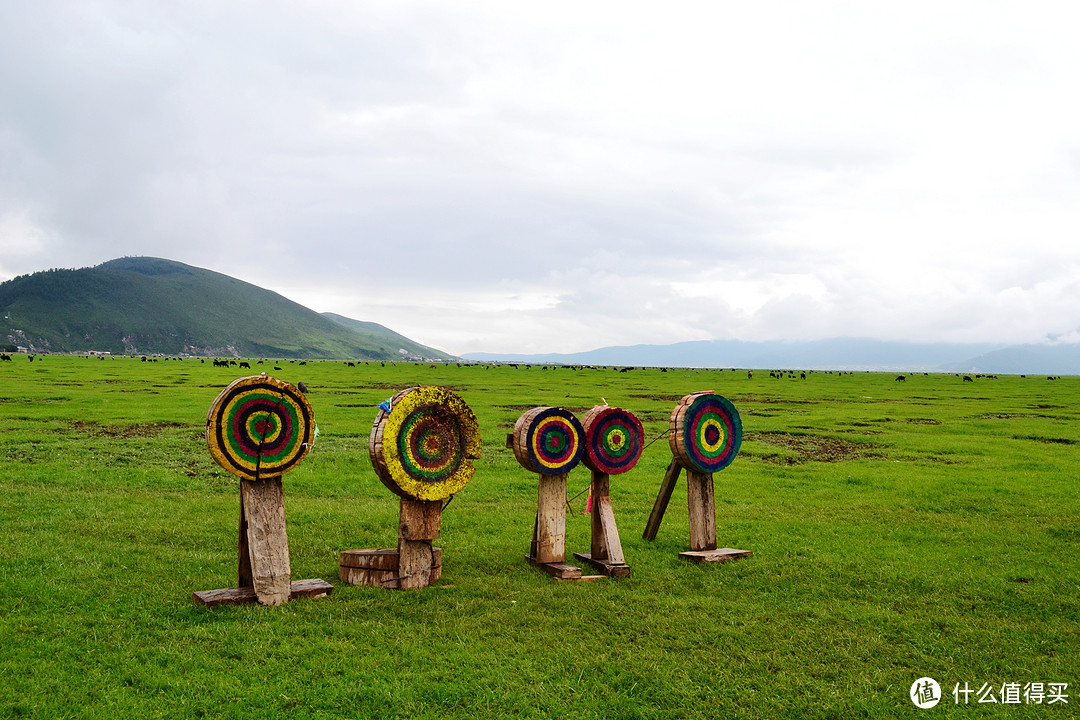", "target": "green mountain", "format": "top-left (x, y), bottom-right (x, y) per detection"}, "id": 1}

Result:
top-left (0, 257), bottom-right (455, 361)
